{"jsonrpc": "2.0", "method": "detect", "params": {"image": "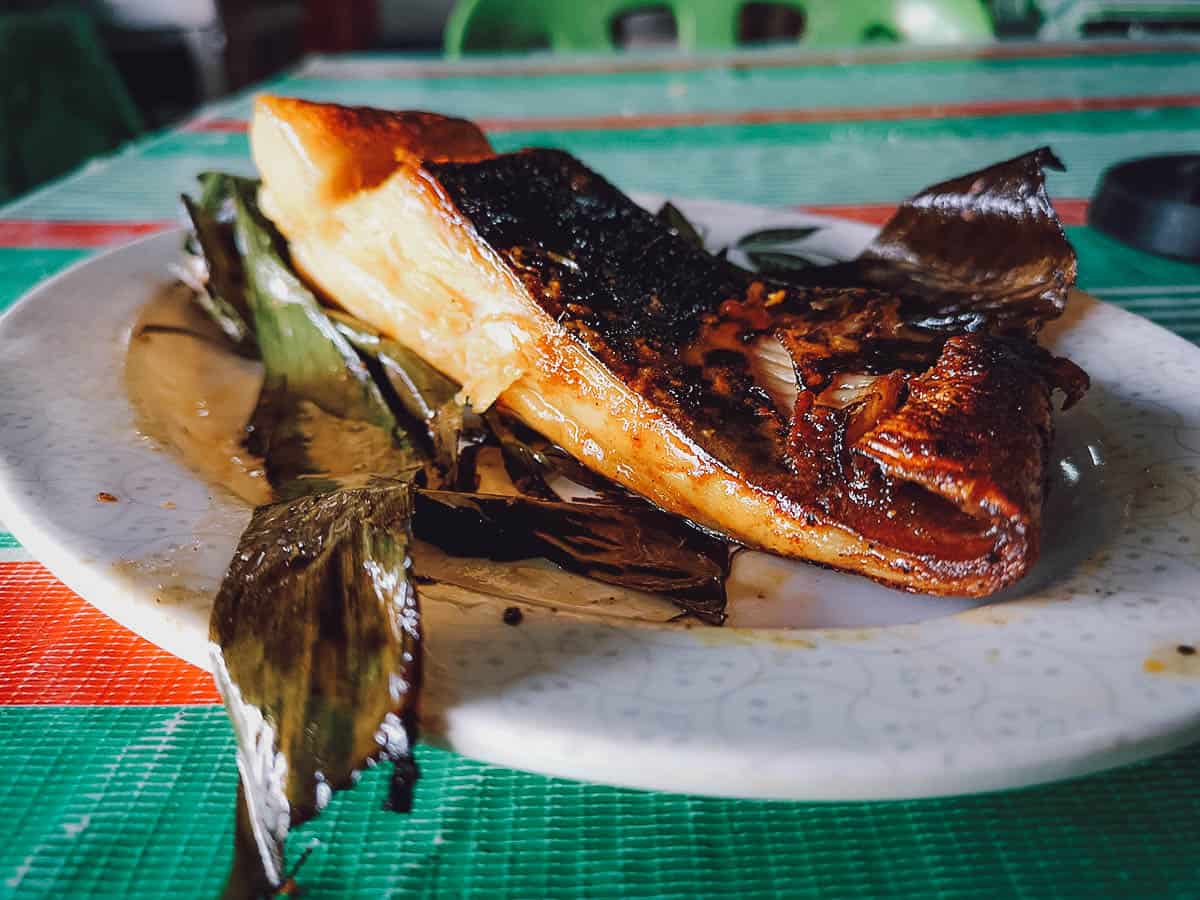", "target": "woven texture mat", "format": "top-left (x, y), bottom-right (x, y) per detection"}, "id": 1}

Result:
top-left (3, 706), bottom-right (1200, 898)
